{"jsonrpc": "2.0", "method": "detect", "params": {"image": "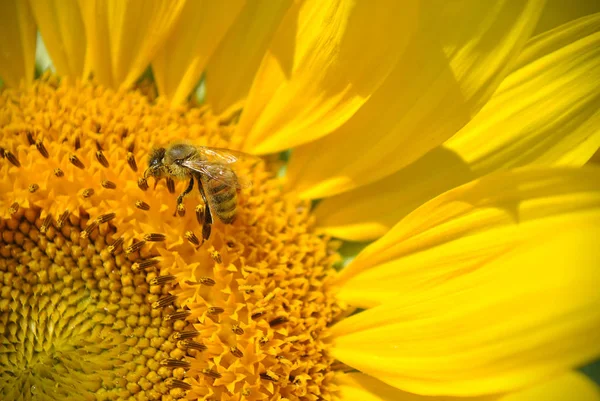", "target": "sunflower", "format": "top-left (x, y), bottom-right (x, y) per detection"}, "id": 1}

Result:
top-left (1, 1), bottom-right (599, 401)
